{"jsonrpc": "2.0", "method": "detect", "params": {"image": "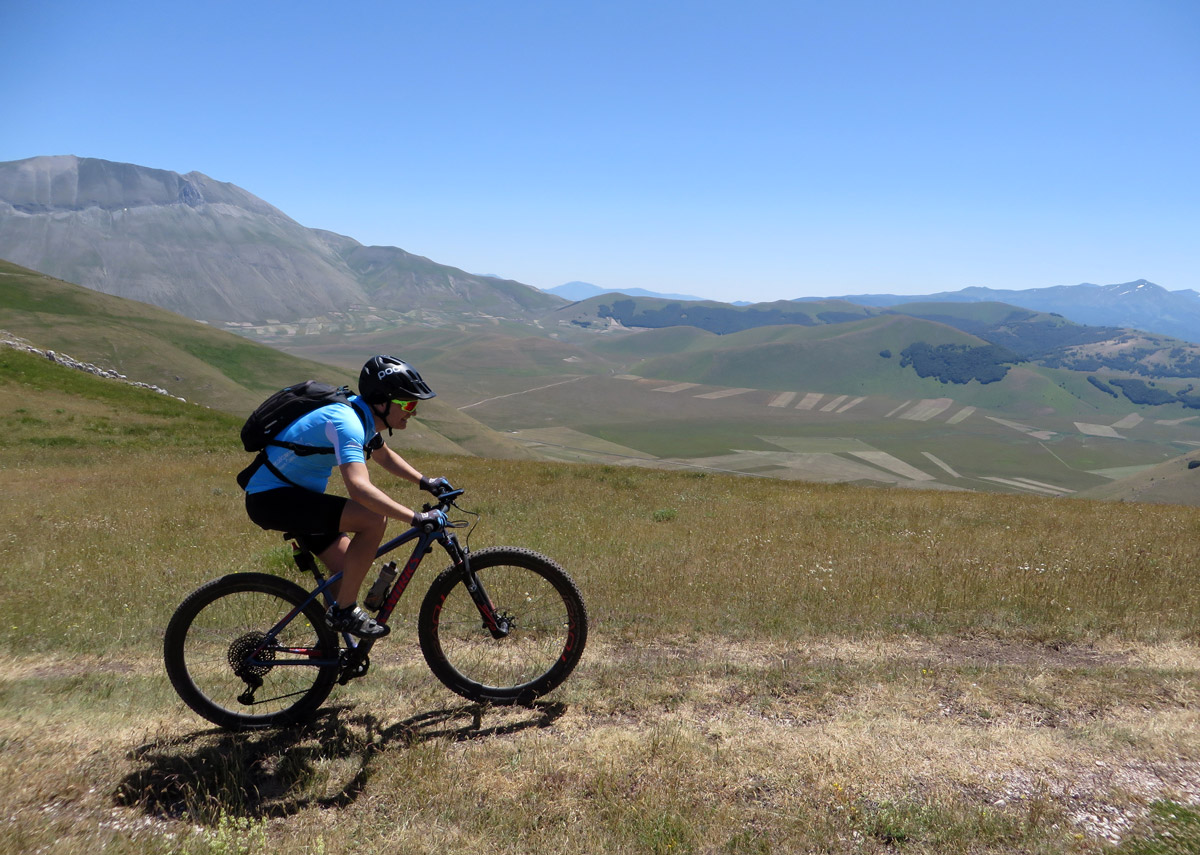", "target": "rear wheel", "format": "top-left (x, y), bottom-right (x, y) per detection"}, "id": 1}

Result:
top-left (163, 573), bottom-right (340, 730)
top-left (418, 547), bottom-right (587, 705)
